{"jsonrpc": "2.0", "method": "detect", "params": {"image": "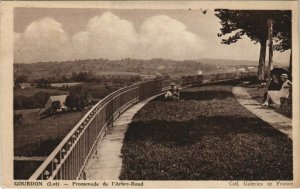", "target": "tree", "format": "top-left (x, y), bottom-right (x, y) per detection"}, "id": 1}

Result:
top-left (35, 78), bottom-right (50, 88)
top-left (15, 75), bottom-right (28, 84)
top-left (71, 71), bottom-right (93, 82)
top-left (65, 89), bottom-right (89, 111)
top-left (272, 11), bottom-right (292, 74)
top-left (215, 10), bottom-right (292, 80)
top-left (51, 101), bottom-right (61, 113)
